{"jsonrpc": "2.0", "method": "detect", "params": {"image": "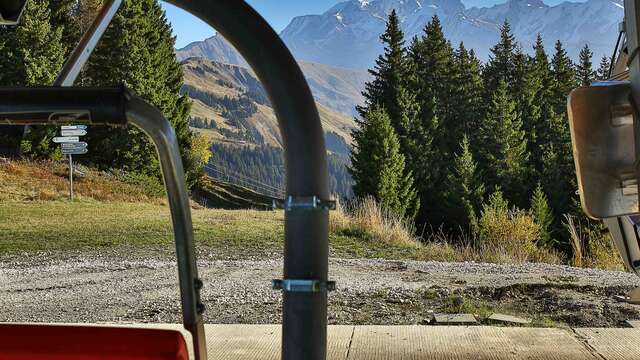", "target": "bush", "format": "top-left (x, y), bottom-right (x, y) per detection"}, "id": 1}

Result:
top-left (119, 172), bottom-right (166, 198)
top-left (477, 191), bottom-right (559, 264)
